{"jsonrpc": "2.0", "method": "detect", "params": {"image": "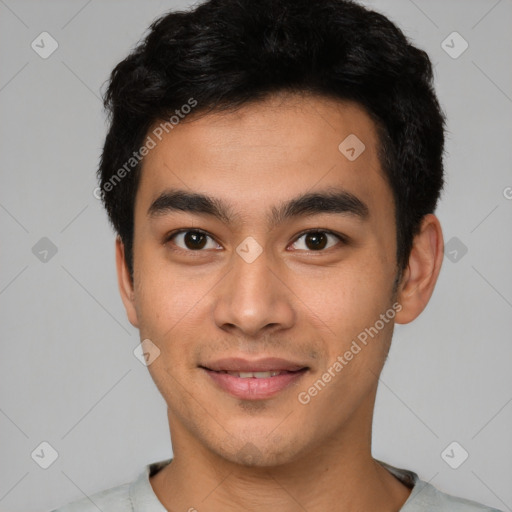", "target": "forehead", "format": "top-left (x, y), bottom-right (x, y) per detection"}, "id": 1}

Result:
top-left (134, 94), bottom-right (392, 226)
